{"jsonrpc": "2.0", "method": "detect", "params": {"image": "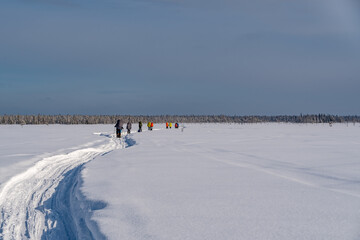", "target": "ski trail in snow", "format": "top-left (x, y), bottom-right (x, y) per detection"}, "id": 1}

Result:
top-left (0, 133), bottom-right (122, 240)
